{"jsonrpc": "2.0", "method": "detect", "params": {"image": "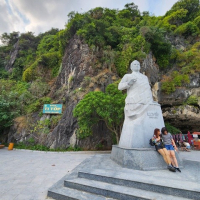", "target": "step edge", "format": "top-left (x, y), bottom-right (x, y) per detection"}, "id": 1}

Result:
top-left (78, 170), bottom-right (200, 192)
top-left (64, 178), bottom-right (191, 200)
top-left (48, 187), bottom-right (116, 200)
